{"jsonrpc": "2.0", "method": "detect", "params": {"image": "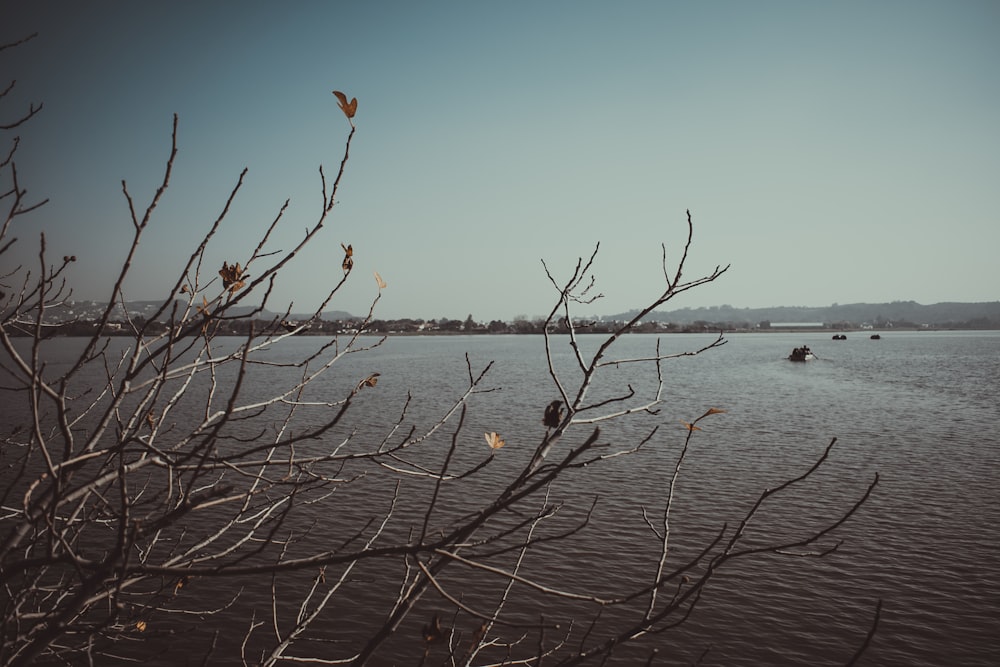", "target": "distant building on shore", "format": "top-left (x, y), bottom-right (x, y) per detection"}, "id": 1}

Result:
top-left (767, 322), bottom-right (826, 329)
